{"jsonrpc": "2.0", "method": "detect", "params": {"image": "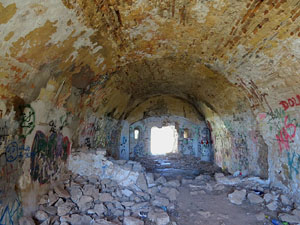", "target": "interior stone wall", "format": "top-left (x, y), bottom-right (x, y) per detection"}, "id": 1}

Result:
top-left (127, 115), bottom-right (212, 161)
